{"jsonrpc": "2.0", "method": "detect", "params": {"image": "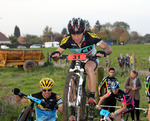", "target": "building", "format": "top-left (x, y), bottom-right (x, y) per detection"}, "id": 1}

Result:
top-left (0, 32), bottom-right (11, 44)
